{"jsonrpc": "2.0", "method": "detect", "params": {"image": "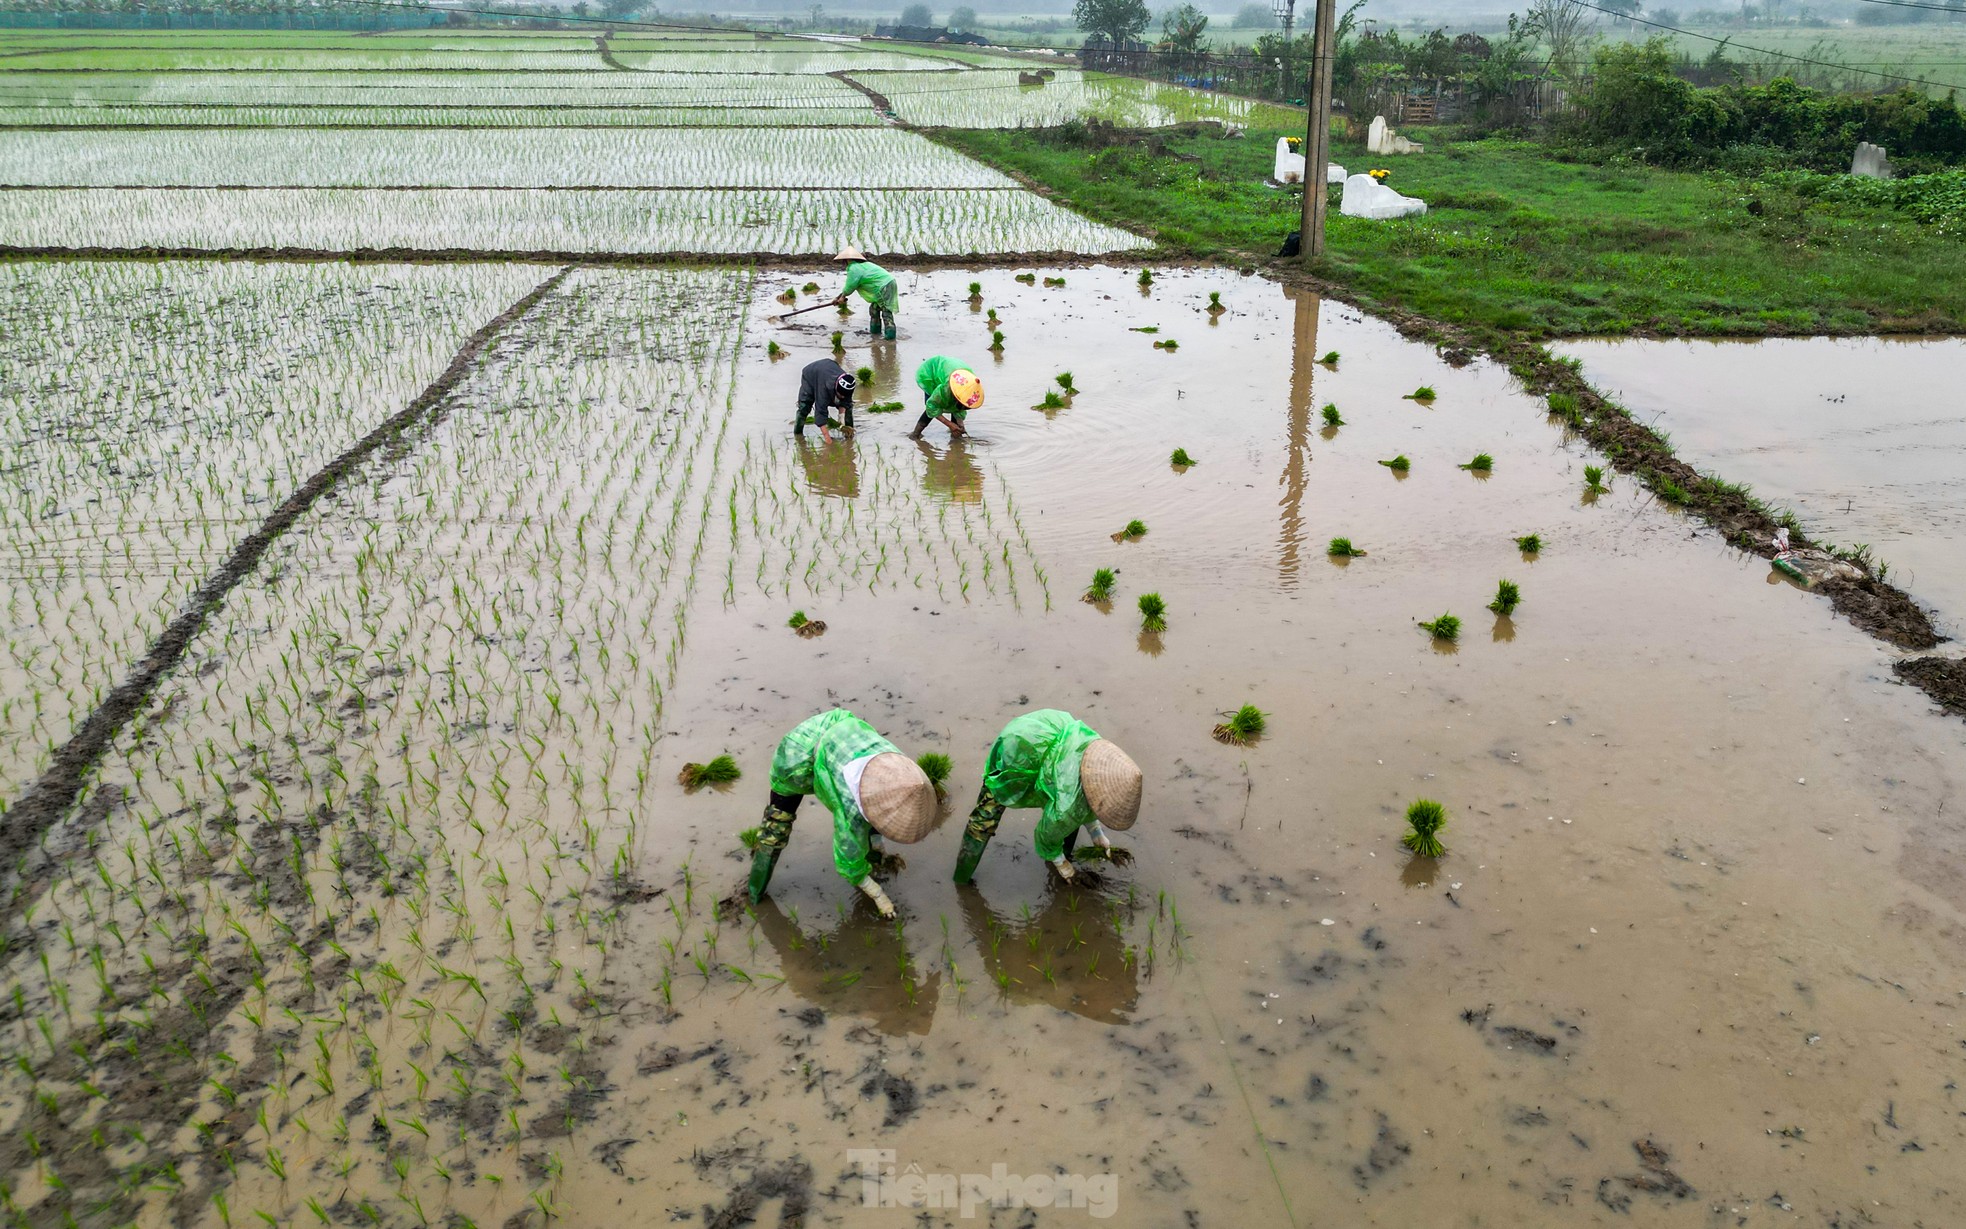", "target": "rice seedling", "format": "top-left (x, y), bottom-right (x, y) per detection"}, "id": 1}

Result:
top-left (1321, 404), bottom-right (1344, 427)
top-left (802, 282), bottom-right (820, 293)
top-left (1401, 799), bottom-right (1447, 858)
top-left (1584, 464), bottom-right (1609, 495)
top-left (1084, 567), bottom-right (1116, 602)
top-left (1153, 339), bottom-right (1179, 351)
top-left (986, 308), bottom-right (1000, 326)
top-left (1169, 448), bottom-right (1195, 467)
top-left (990, 330), bottom-right (1005, 351)
top-left (1487, 579), bottom-right (1521, 616)
top-left (1418, 613), bottom-right (1461, 642)
top-left (1055, 371), bottom-right (1077, 394)
top-left (1318, 350), bottom-right (1339, 366)
top-left (1115, 519), bottom-right (1147, 541)
top-left (1547, 391), bottom-right (1582, 425)
top-left (830, 331), bottom-right (844, 351)
top-left (776, 289), bottom-right (796, 304)
top-left (1016, 272), bottom-right (1037, 284)
top-left (1459, 453), bottom-right (1494, 472)
top-left (1378, 454), bottom-right (1410, 472)
top-left (1036, 390), bottom-right (1067, 409)
top-left (867, 400), bottom-right (904, 413)
top-left (766, 340), bottom-right (783, 359)
top-left (678, 755), bottom-right (741, 790)
top-left (1138, 268), bottom-right (1154, 285)
top-left (1404, 385), bottom-right (1436, 402)
top-left (1515, 533), bottom-right (1542, 554)
top-left (1137, 592), bottom-right (1167, 632)
top-left (1207, 291), bottom-right (1224, 313)
top-left (916, 753), bottom-right (952, 796)
top-left (1130, 325), bottom-right (1159, 333)
top-left (737, 827), bottom-right (762, 850)
top-left (1327, 538), bottom-right (1365, 557)
top-left (855, 365), bottom-right (874, 385)
top-left (788, 610), bottom-right (809, 629)
top-left (1043, 276), bottom-right (1066, 287)
top-left (1212, 704), bottom-right (1265, 745)
top-left (967, 281), bottom-right (982, 300)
